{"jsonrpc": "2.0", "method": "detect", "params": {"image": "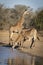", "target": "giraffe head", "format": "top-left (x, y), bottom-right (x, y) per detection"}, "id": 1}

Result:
top-left (23, 10), bottom-right (30, 17)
